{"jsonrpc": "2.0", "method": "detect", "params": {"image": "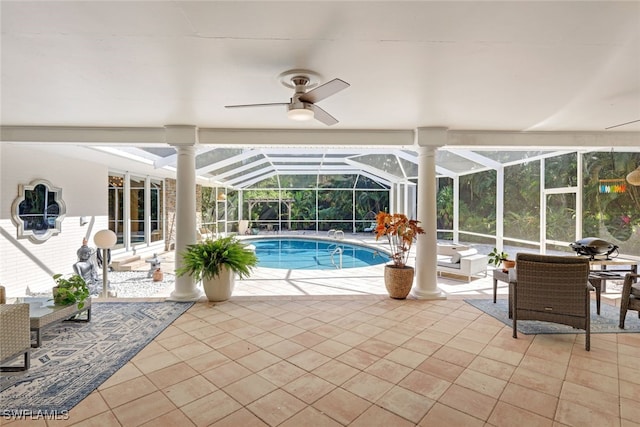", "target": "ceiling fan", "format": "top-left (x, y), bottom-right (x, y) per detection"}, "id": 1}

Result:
top-left (225, 70), bottom-right (350, 126)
